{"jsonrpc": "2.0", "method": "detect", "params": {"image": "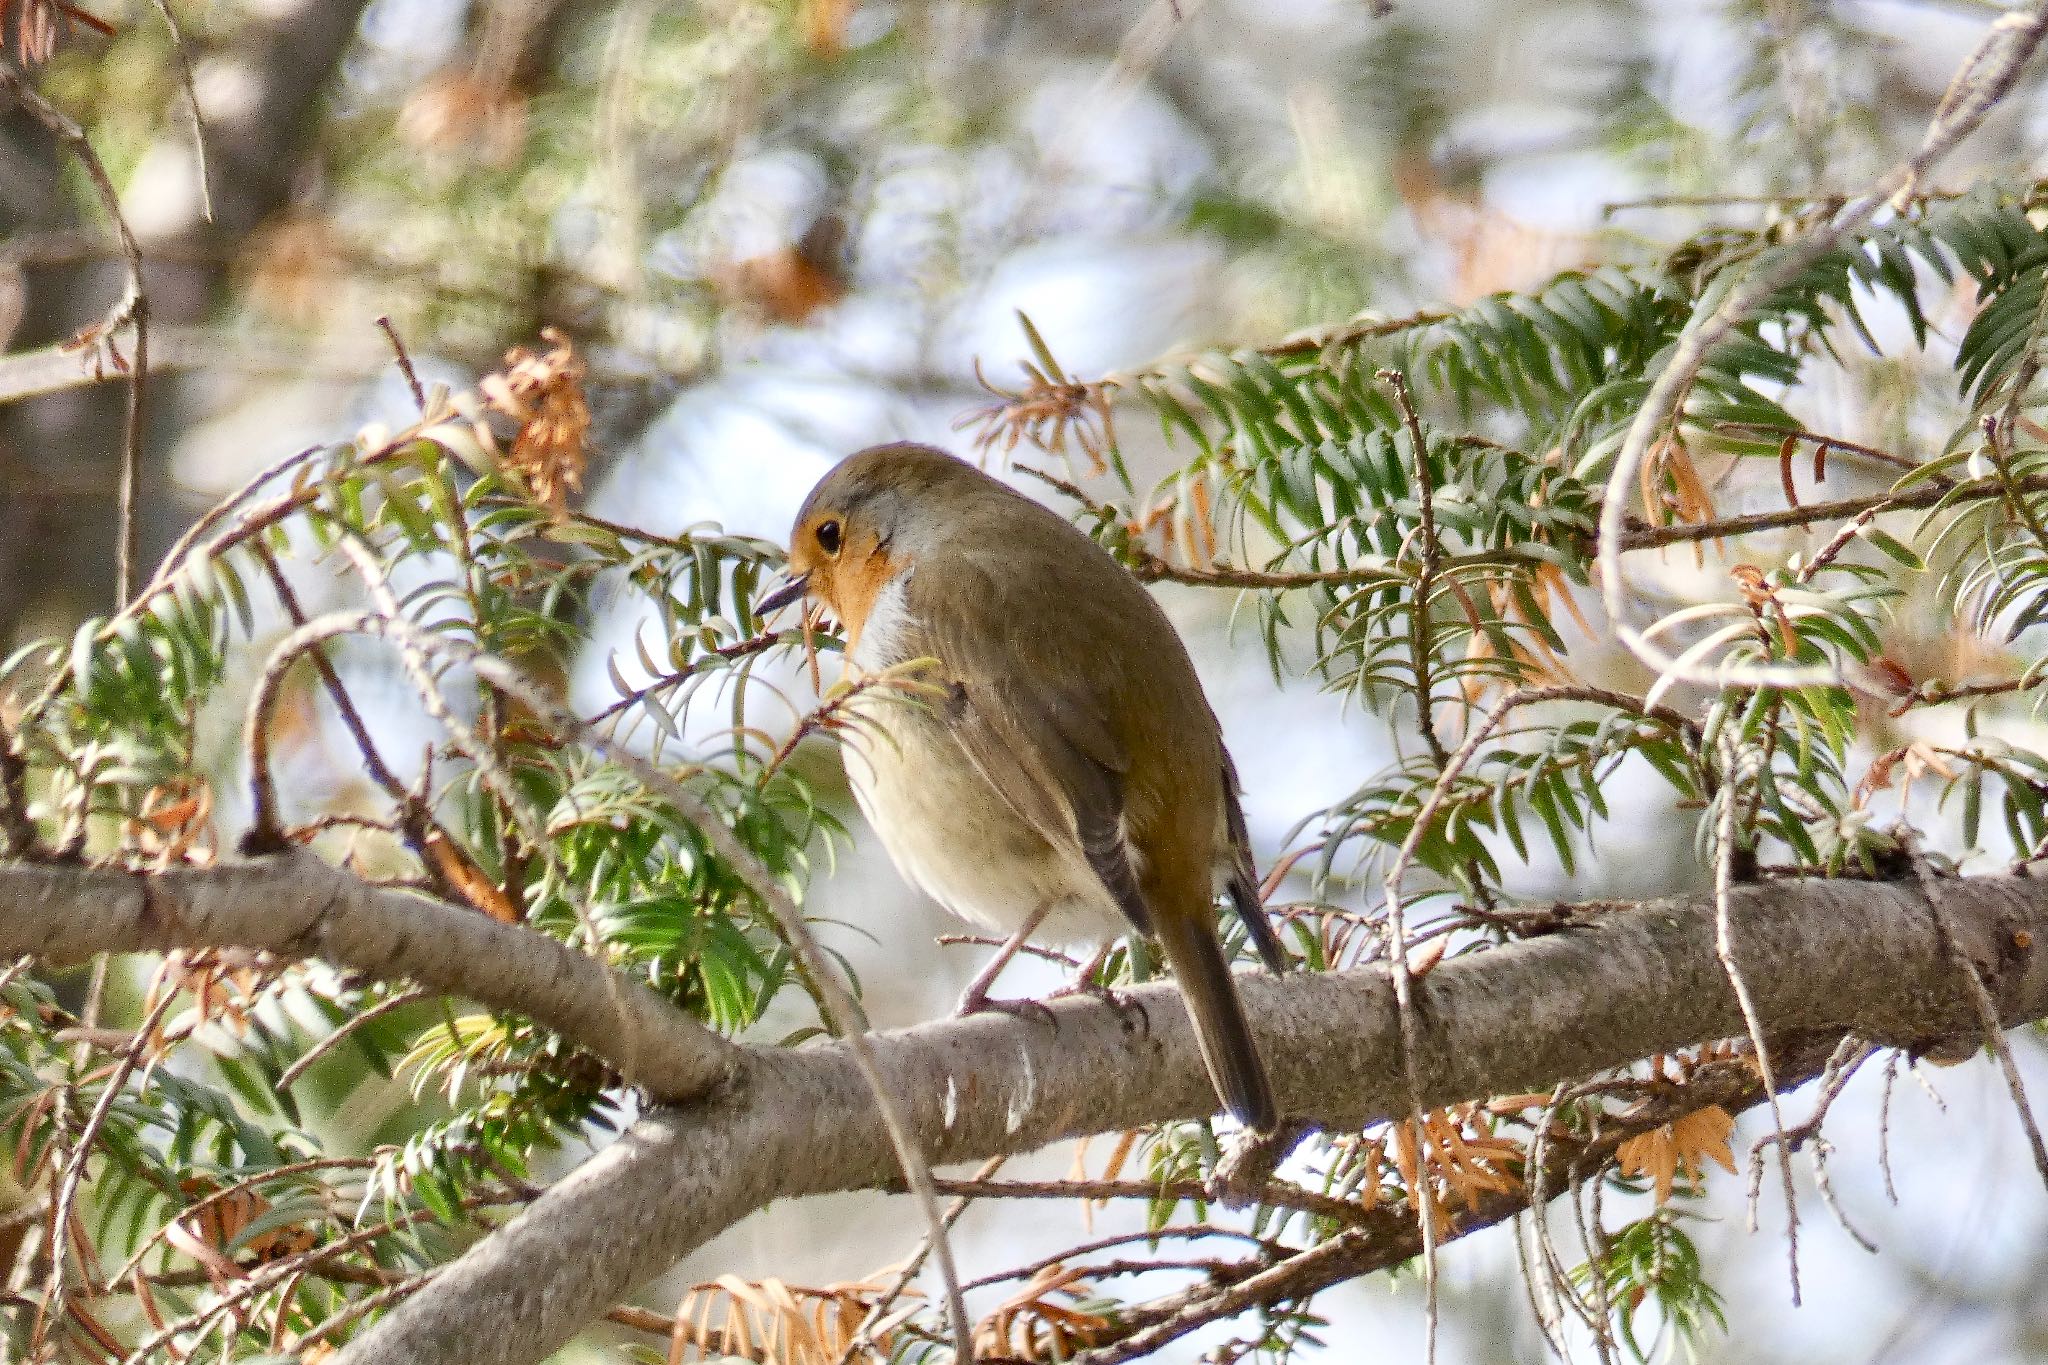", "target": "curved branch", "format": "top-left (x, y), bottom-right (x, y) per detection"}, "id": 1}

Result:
top-left (339, 872), bottom-right (2048, 1365)
top-left (0, 852), bottom-right (735, 1102)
